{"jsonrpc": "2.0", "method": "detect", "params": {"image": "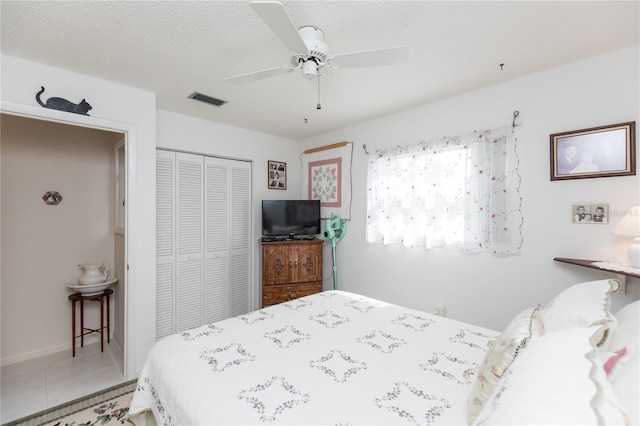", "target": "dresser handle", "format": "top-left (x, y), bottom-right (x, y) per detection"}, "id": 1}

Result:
top-left (289, 292), bottom-right (297, 299)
